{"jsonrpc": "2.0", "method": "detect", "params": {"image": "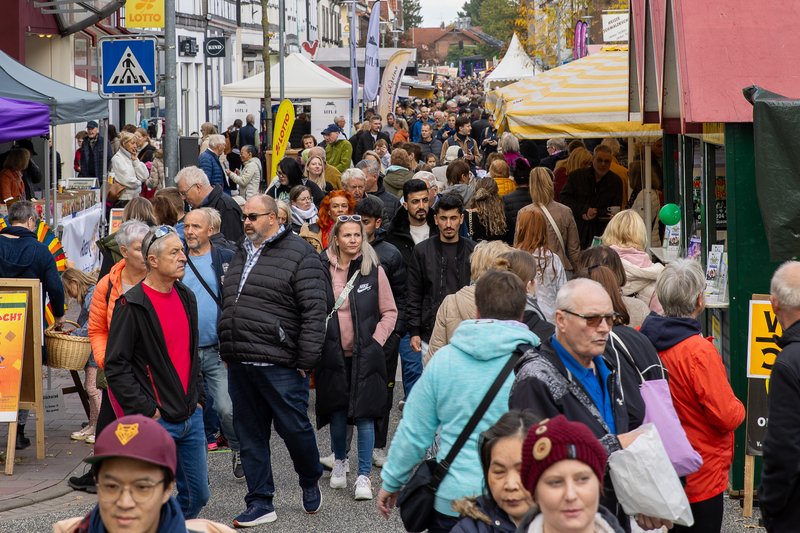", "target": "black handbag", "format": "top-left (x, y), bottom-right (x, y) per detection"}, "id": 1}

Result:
top-left (396, 345), bottom-right (528, 531)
